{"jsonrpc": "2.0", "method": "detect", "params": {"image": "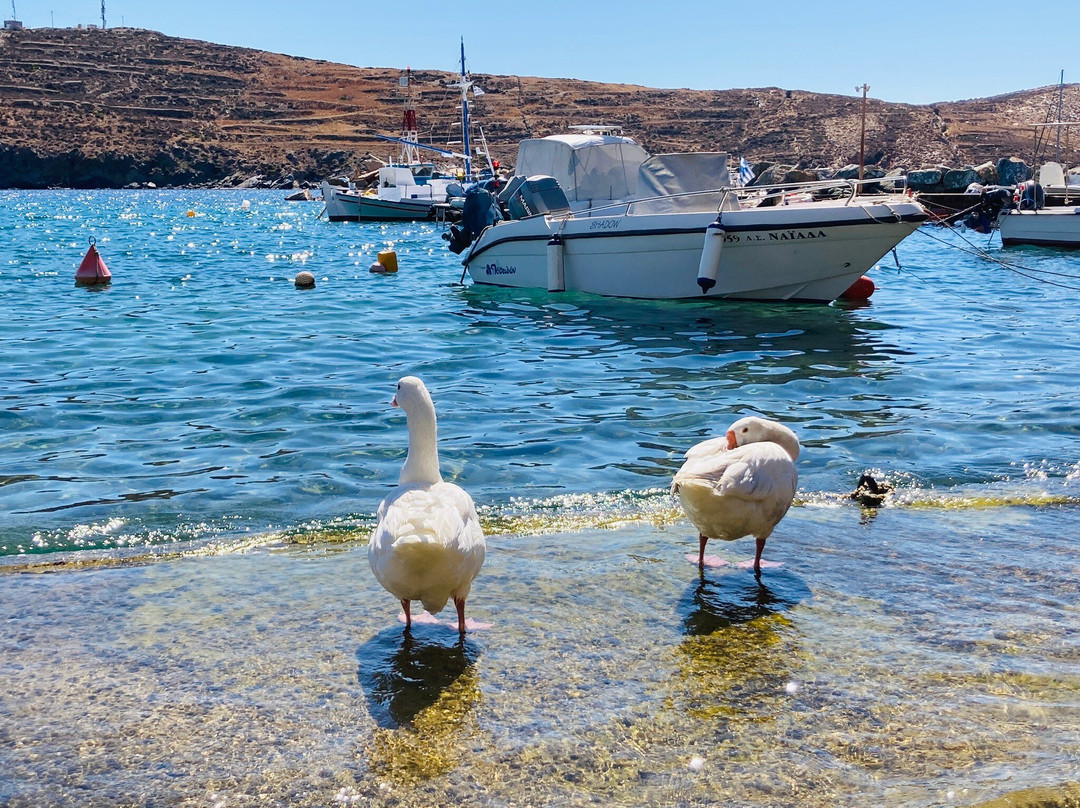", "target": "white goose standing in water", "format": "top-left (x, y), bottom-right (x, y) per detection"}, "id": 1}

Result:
top-left (671, 416), bottom-right (799, 574)
top-left (369, 376), bottom-right (486, 635)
